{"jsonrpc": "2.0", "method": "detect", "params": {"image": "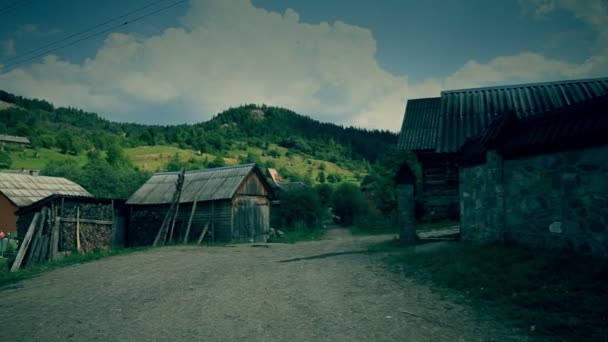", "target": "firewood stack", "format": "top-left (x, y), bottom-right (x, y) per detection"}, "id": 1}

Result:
top-left (10, 203), bottom-right (115, 272)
